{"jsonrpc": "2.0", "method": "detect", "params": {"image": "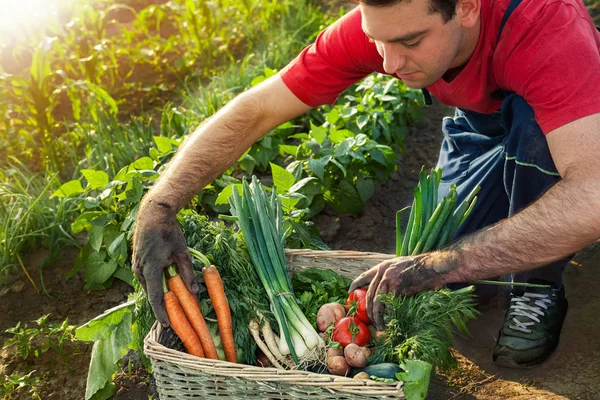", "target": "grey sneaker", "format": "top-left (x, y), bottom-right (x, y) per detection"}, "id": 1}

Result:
top-left (493, 280), bottom-right (568, 368)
